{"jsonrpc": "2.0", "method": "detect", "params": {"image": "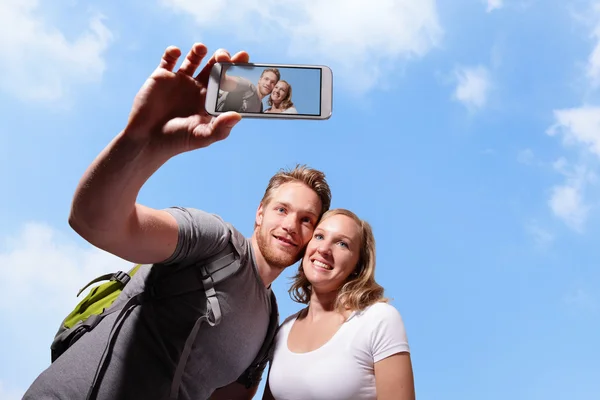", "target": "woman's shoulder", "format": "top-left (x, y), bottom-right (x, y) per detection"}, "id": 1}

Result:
top-left (353, 302), bottom-right (410, 356)
top-left (356, 301), bottom-right (403, 321)
top-left (351, 302), bottom-right (408, 335)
